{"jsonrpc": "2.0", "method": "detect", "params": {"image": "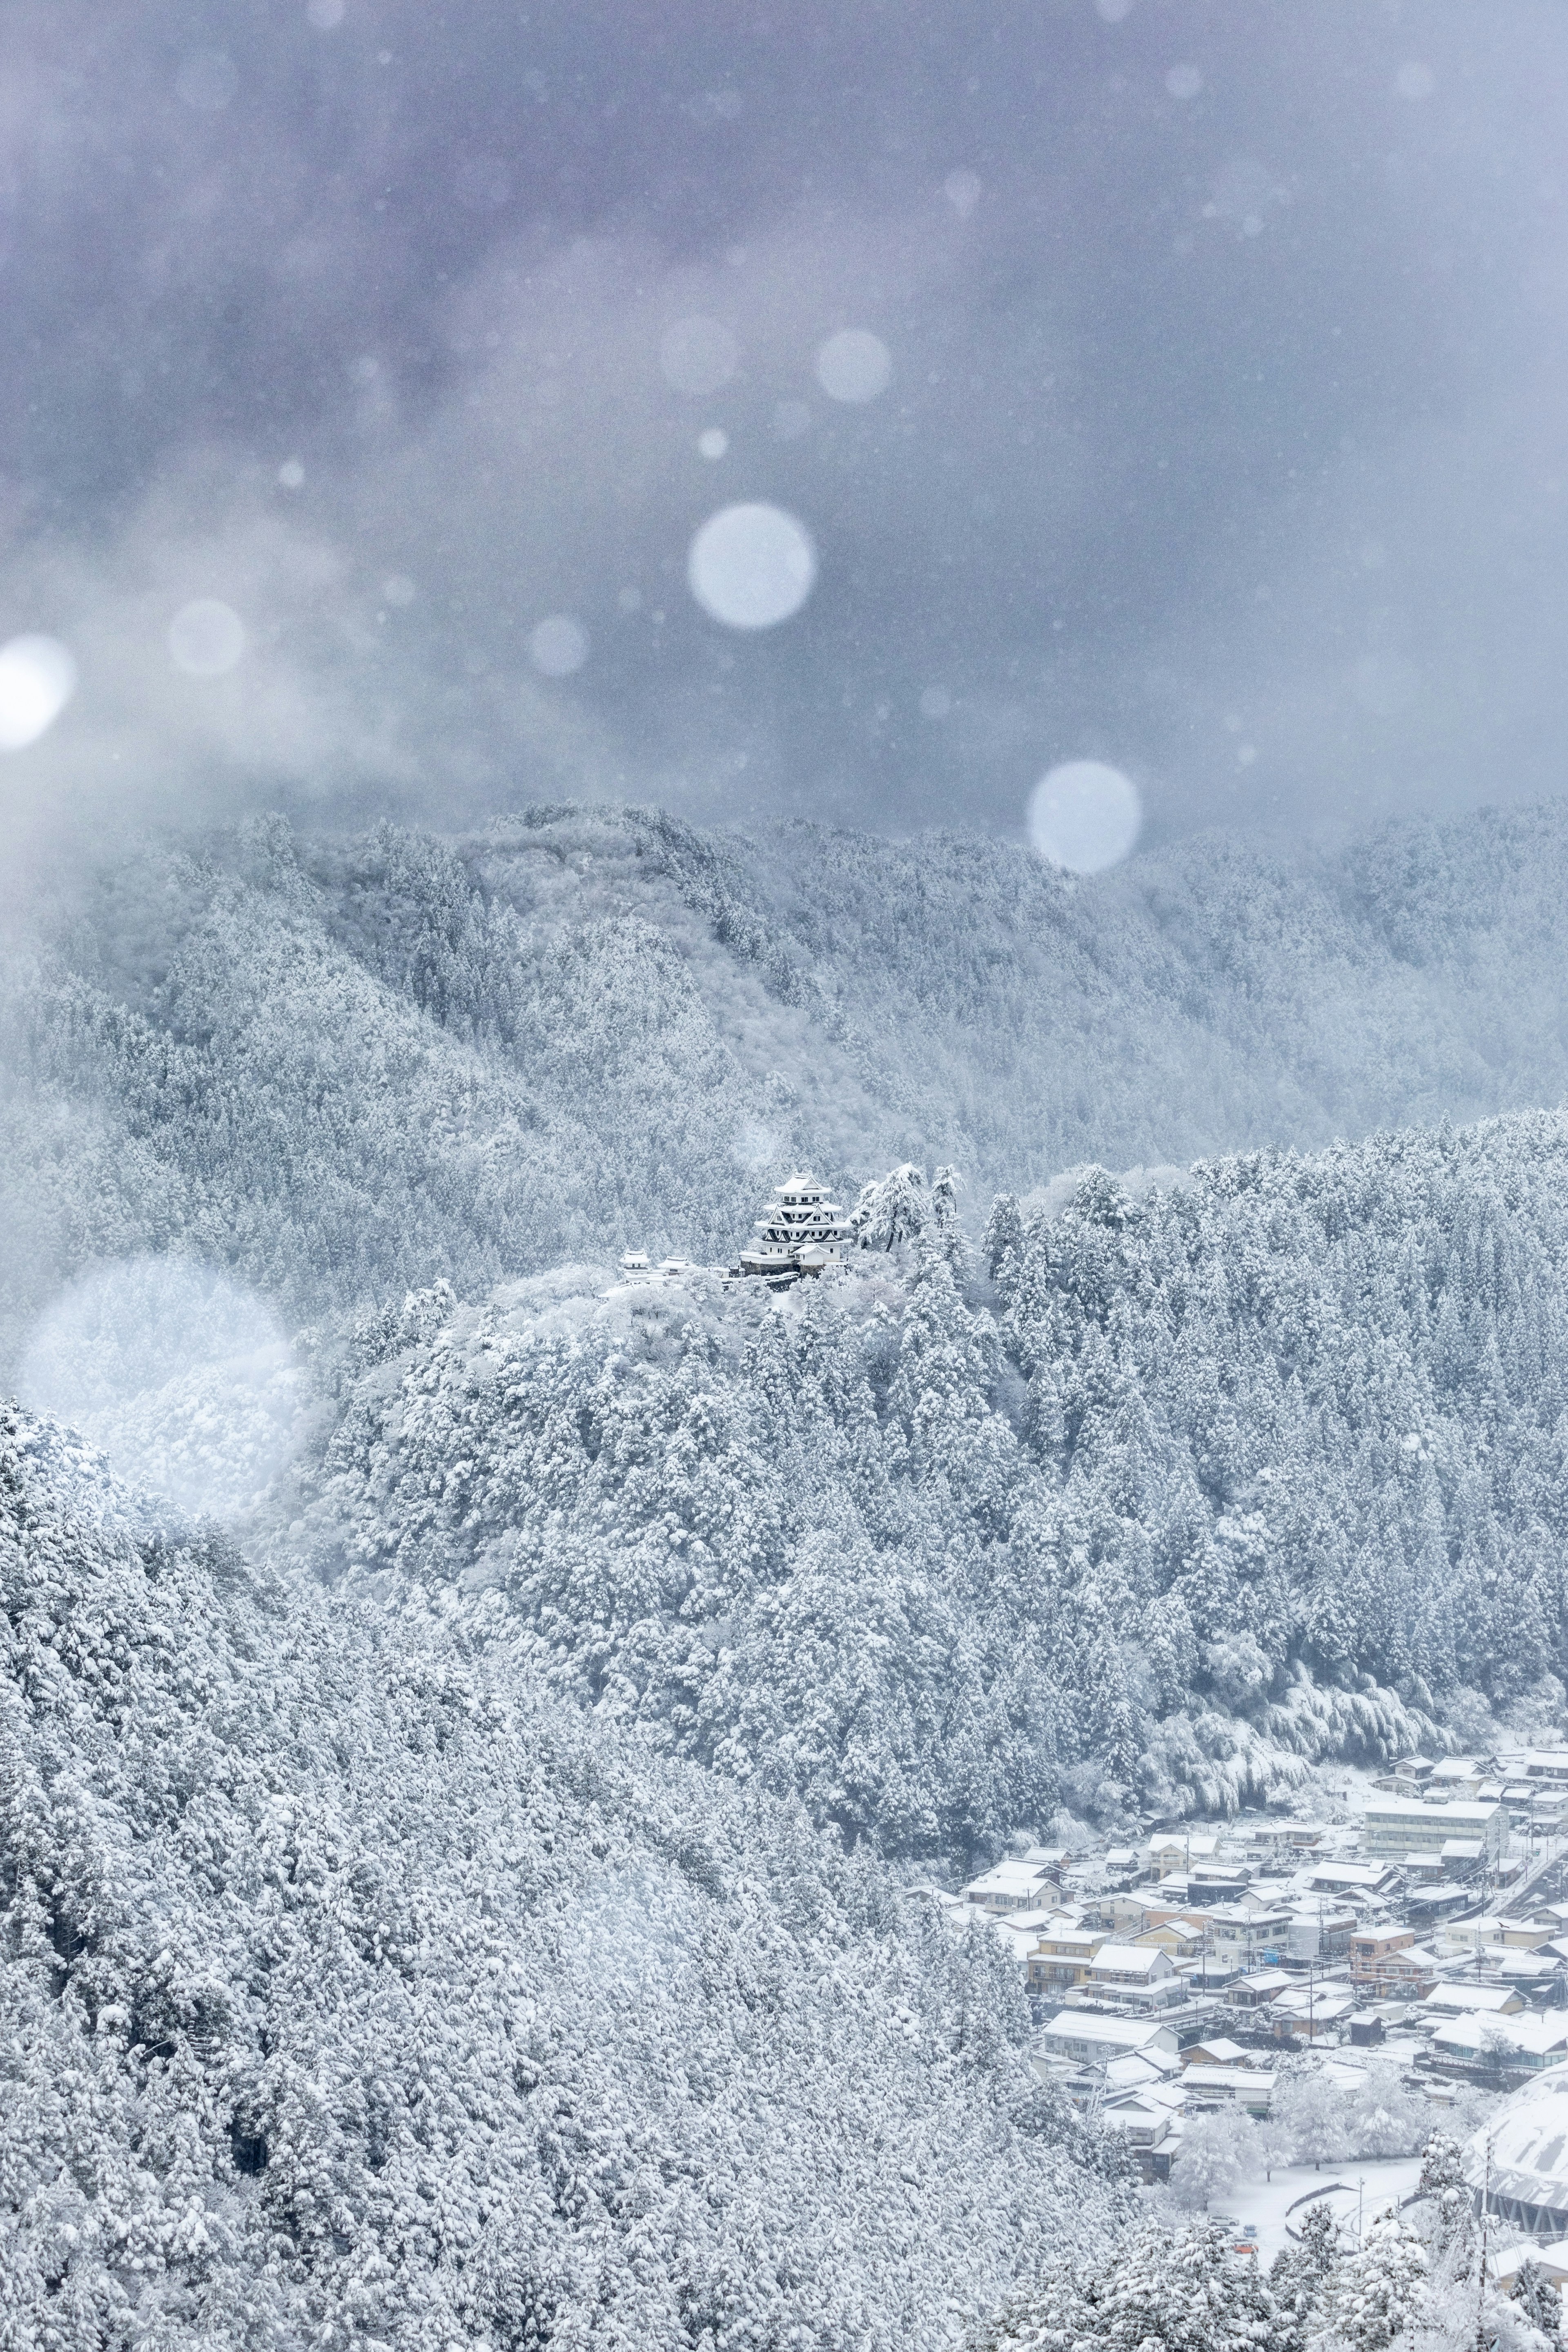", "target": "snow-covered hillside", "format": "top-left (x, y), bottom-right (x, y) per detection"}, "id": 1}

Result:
top-left (0, 1402), bottom-right (1129, 2345)
top-left (13, 796), bottom-right (1568, 1371)
top-left (299, 1109), bottom-right (1568, 1852)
